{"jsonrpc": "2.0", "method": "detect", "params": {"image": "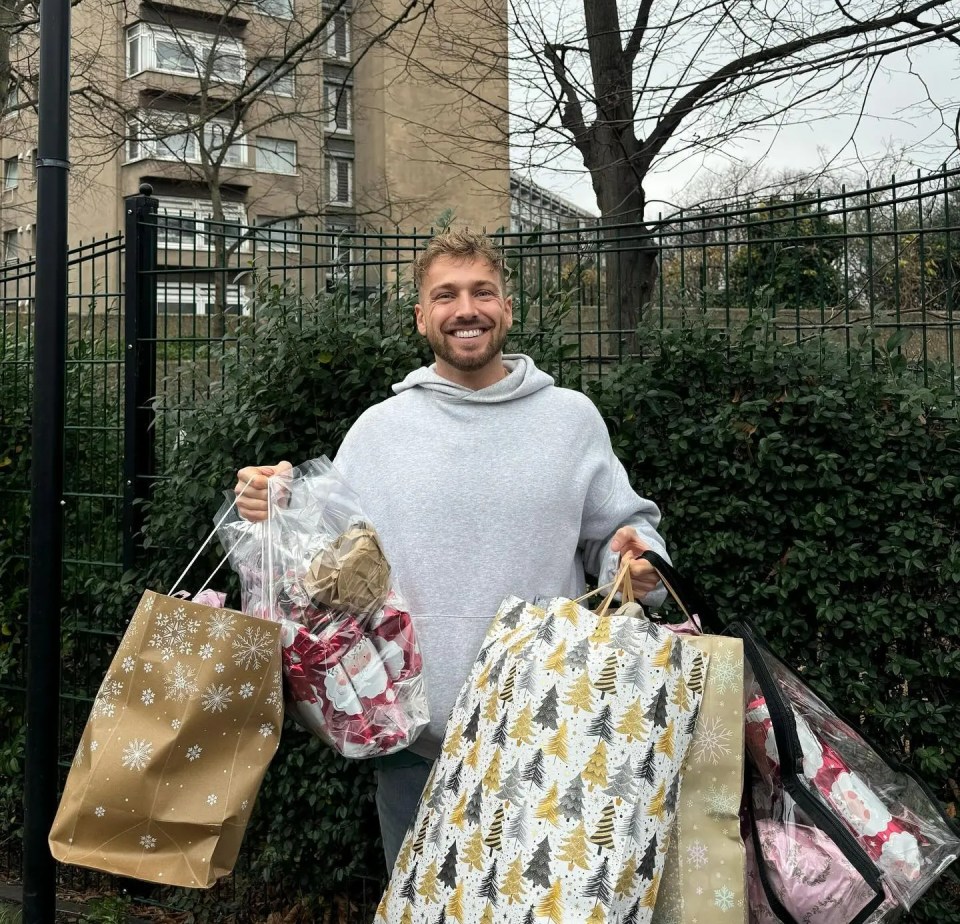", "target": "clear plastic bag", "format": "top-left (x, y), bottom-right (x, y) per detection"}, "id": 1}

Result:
top-left (732, 621), bottom-right (960, 923)
top-left (217, 458), bottom-right (428, 758)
